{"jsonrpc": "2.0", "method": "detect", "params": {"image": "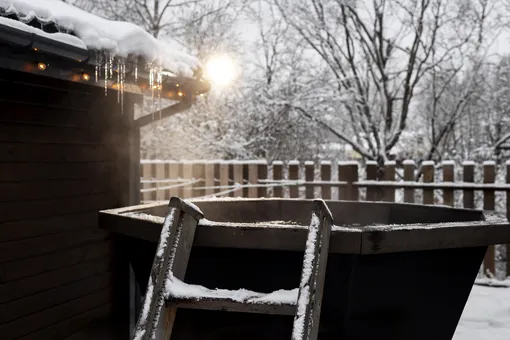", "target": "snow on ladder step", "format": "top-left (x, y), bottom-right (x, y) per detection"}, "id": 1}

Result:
top-left (165, 272), bottom-right (298, 315)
